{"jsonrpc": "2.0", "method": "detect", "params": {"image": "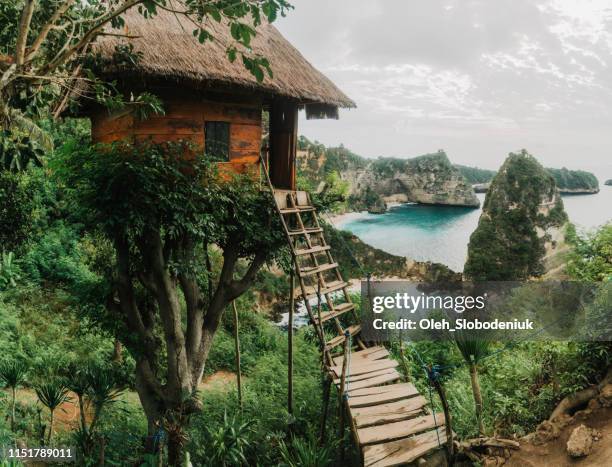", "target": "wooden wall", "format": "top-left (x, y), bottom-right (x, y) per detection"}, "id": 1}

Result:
top-left (91, 95), bottom-right (262, 174)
